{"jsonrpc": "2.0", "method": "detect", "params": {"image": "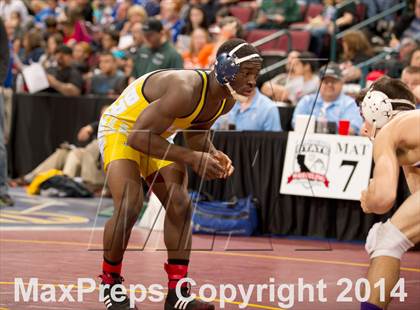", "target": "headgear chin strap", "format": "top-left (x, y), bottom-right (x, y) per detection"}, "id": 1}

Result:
top-left (361, 88), bottom-right (415, 139)
top-left (214, 42), bottom-right (261, 101)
